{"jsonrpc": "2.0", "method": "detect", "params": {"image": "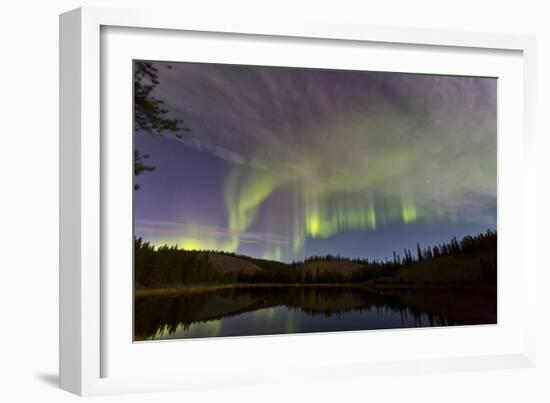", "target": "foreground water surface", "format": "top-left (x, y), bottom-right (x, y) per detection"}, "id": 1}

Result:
top-left (134, 286), bottom-right (496, 341)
